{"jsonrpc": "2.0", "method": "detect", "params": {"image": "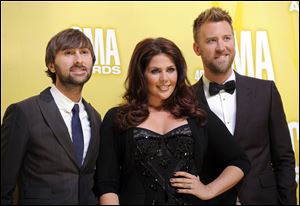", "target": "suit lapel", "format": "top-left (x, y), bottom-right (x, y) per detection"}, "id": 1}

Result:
top-left (37, 88), bottom-right (79, 168)
top-left (234, 72), bottom-right (253, 140)
top-left (81, 99), bottom-right (98, 168)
